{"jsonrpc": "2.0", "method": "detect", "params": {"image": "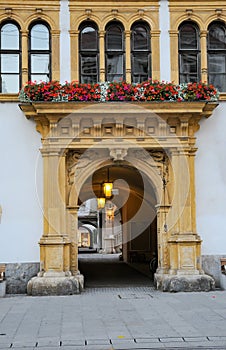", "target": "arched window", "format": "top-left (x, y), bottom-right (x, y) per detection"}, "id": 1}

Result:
top-left (131, 21), bottom-right (151, 83)
top-left (178, 21), bottom-right (200, 83)
top-left (208, 21), bottom-right (226, 91)
top-left (105, 21), bottom-right (125, 82)
top-left (29, 22), bottom-right (51, 82)
top-left (0, 21), bottom-right (21, 93)
top-left (79, 21), bottom-right (99, 83)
